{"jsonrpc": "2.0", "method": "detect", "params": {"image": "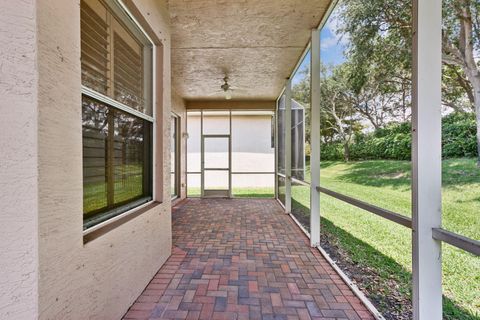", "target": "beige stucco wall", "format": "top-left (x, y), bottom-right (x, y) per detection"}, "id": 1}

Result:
top-left (34, 0), bottom-right (175, 319)
top-left (0, 0), bottom-right (39, 318)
